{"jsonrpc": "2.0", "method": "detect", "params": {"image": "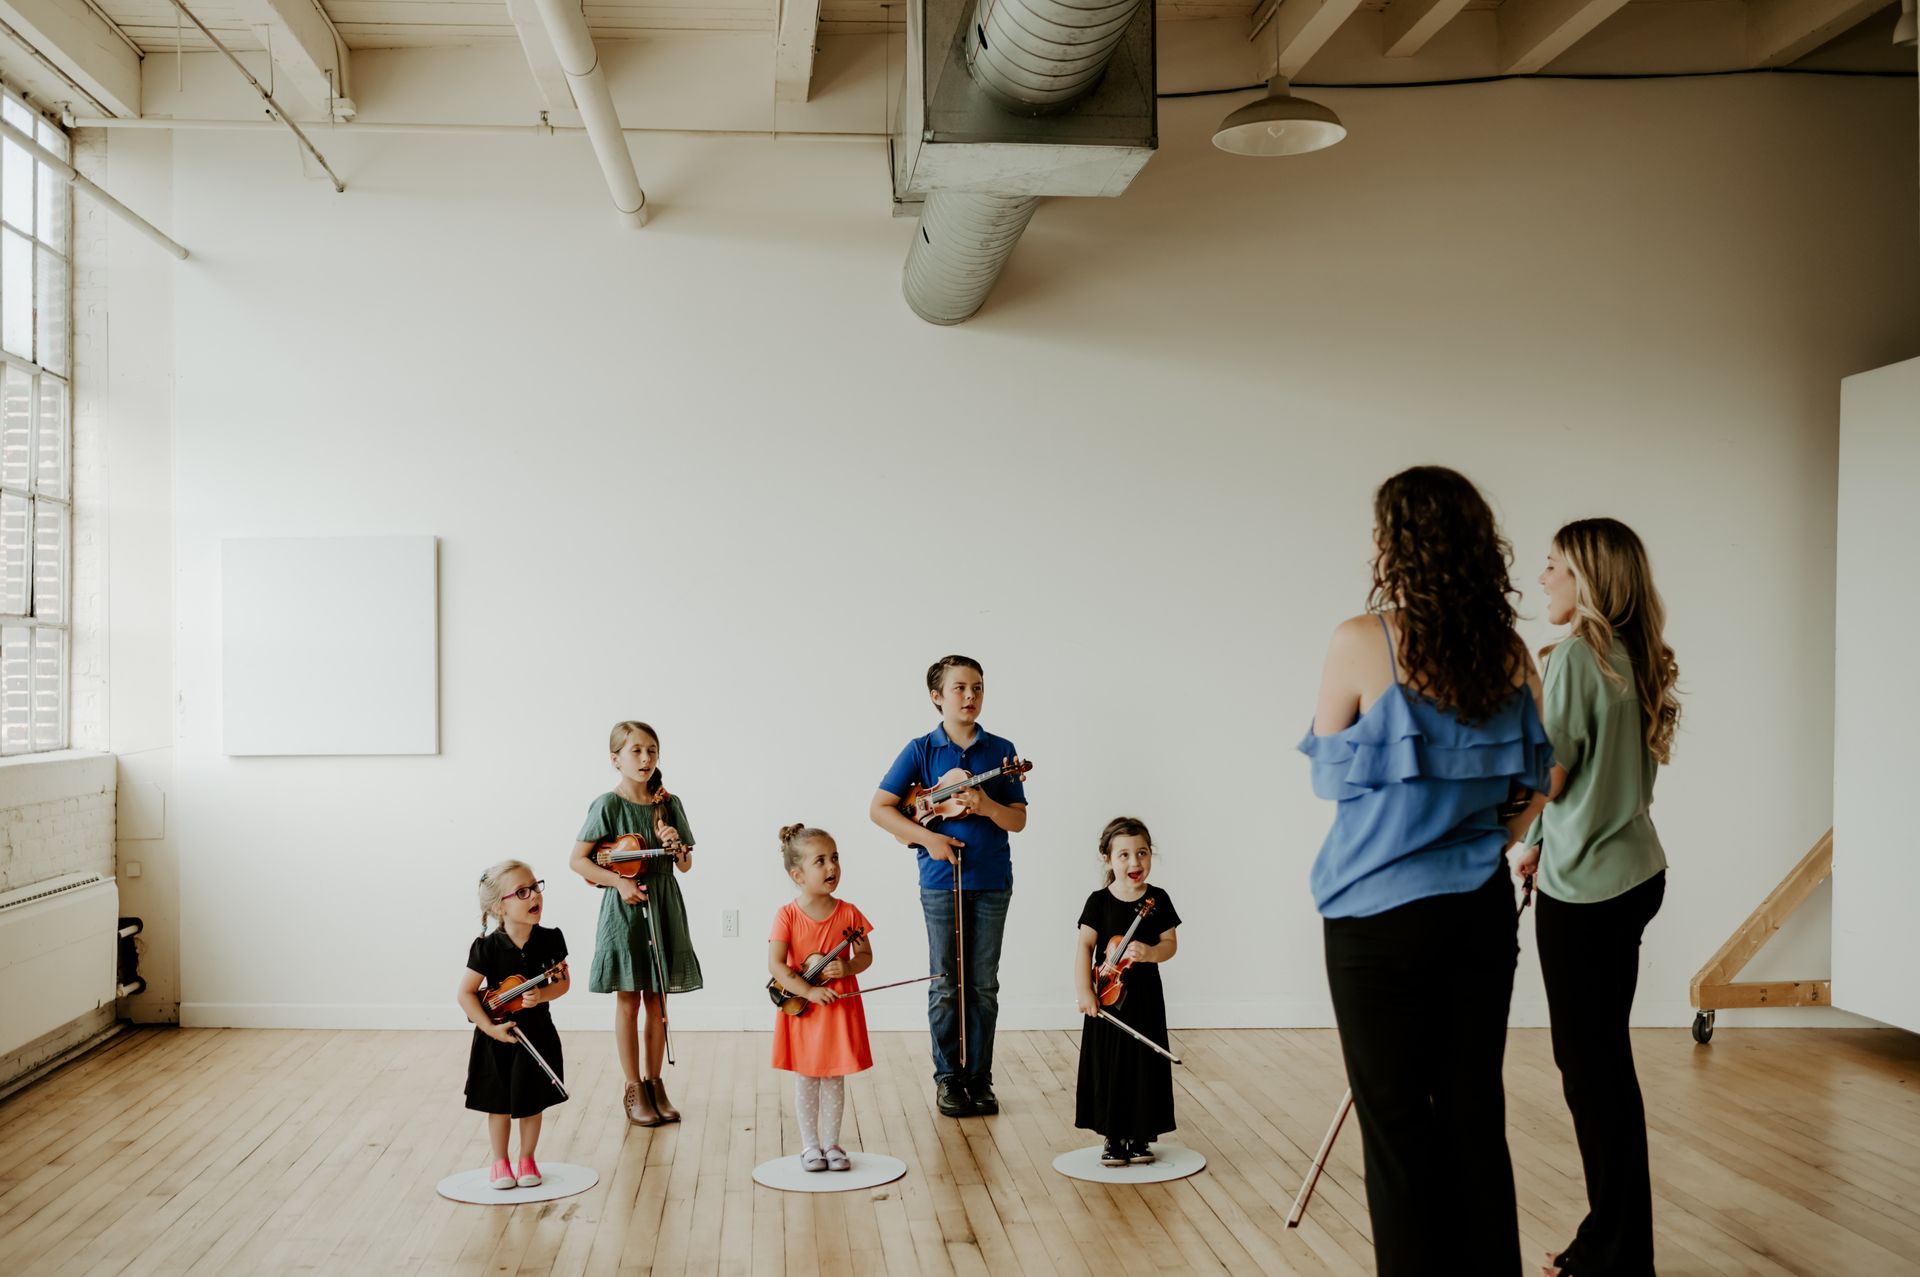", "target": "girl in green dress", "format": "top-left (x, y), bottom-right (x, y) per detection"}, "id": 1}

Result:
top-left (569, 720), bottom-right (704, 1127)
